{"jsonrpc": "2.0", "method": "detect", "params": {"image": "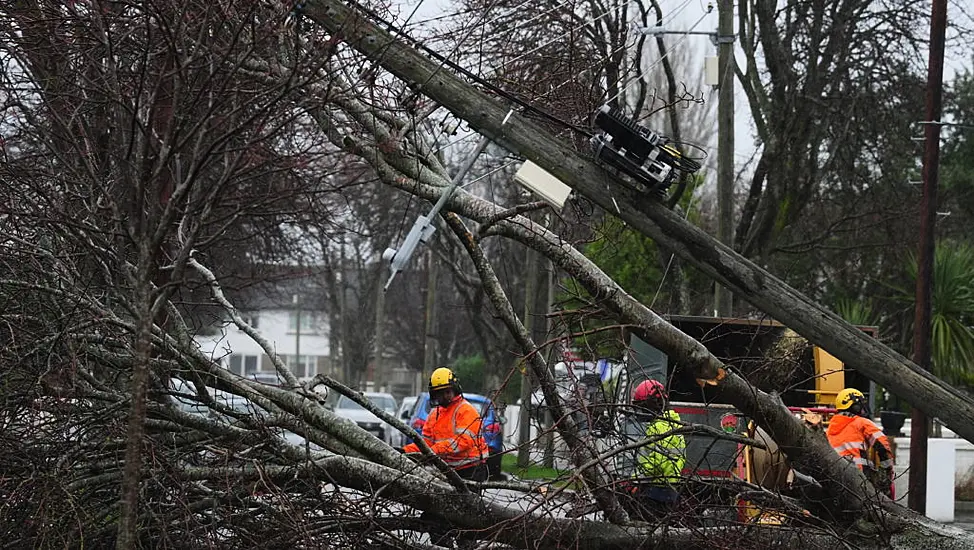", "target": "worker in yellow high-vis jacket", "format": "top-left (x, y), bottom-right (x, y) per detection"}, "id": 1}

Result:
top-left (631, 379), bottom-right (686, 517)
